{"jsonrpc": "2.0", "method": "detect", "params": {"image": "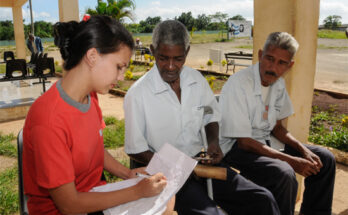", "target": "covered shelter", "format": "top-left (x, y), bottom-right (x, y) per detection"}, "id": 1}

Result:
top-left (0, 0), bottom-right (79, 59)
